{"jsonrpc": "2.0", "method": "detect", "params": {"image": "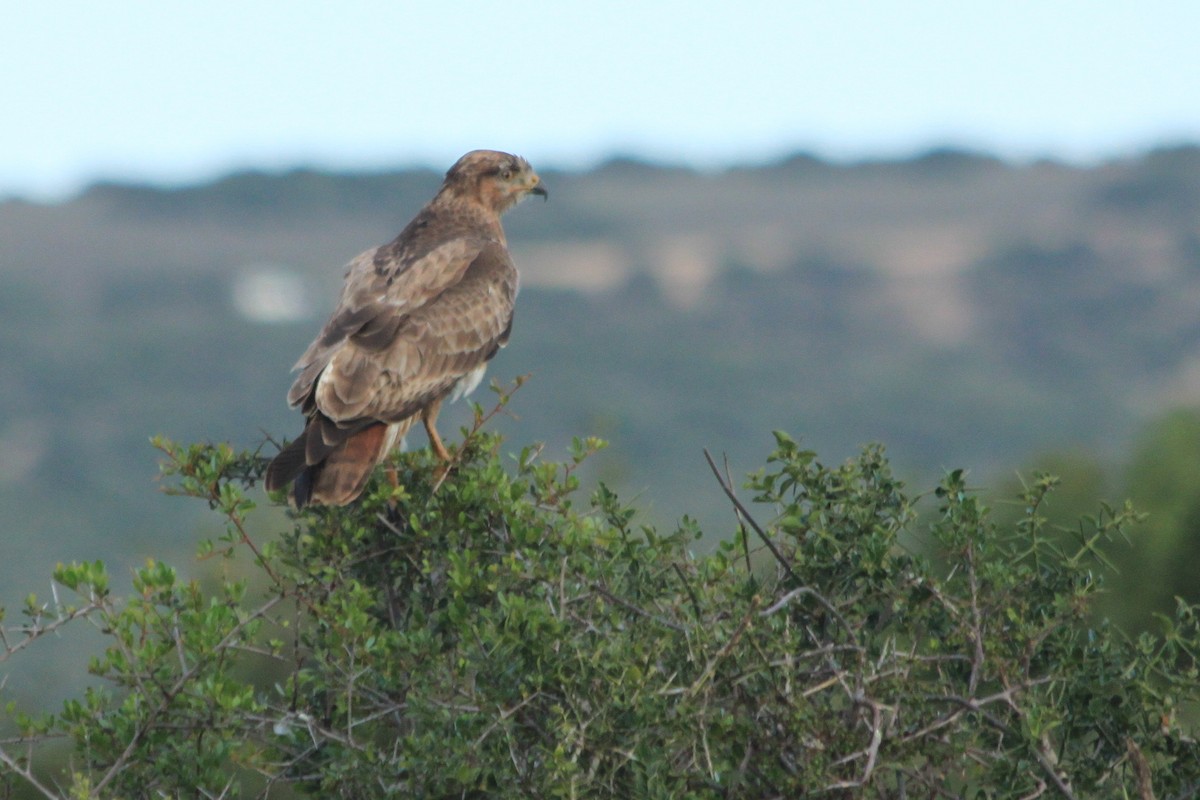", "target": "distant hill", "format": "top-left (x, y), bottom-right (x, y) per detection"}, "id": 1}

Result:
top-left (2, 145), bottom-right (1200, 660)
